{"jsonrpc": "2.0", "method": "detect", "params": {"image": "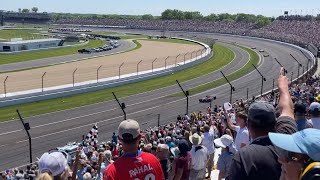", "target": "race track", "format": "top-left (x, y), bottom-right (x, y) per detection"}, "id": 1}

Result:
top-left (0, 30), bottom-right (312, 170)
